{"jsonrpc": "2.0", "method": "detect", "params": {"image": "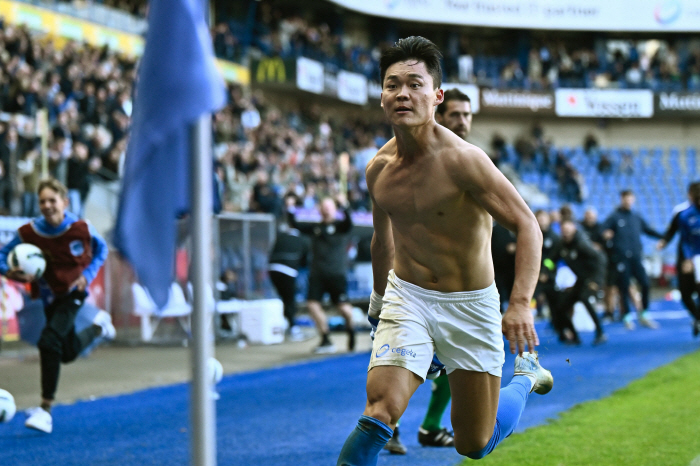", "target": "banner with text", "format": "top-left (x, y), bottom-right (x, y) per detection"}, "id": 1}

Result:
top-left (655, 92), bottom-right (700, 115)
top-left (555, 89), bottom-right (654, 118)
top-left (327, 0), bottom-right (700, 32)
top-left (480, 89), bottom-right (554, 115)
